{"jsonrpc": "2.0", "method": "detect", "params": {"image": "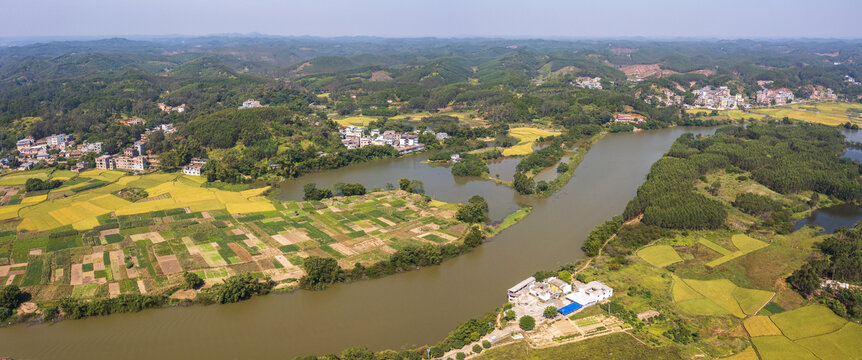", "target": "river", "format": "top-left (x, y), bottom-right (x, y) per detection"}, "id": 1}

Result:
top-left (0, 127), bottom-right (716, 360)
